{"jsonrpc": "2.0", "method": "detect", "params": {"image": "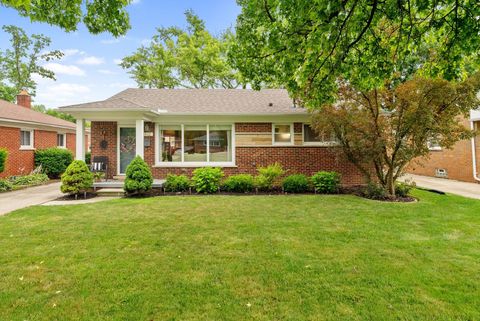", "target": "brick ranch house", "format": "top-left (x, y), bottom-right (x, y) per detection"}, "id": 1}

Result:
top-left (0, 91), bottom-right (90, 178)
top-left (59, 89), bottom-right (365, 185)
top-left (408, 111), bottom-right (480, 183)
